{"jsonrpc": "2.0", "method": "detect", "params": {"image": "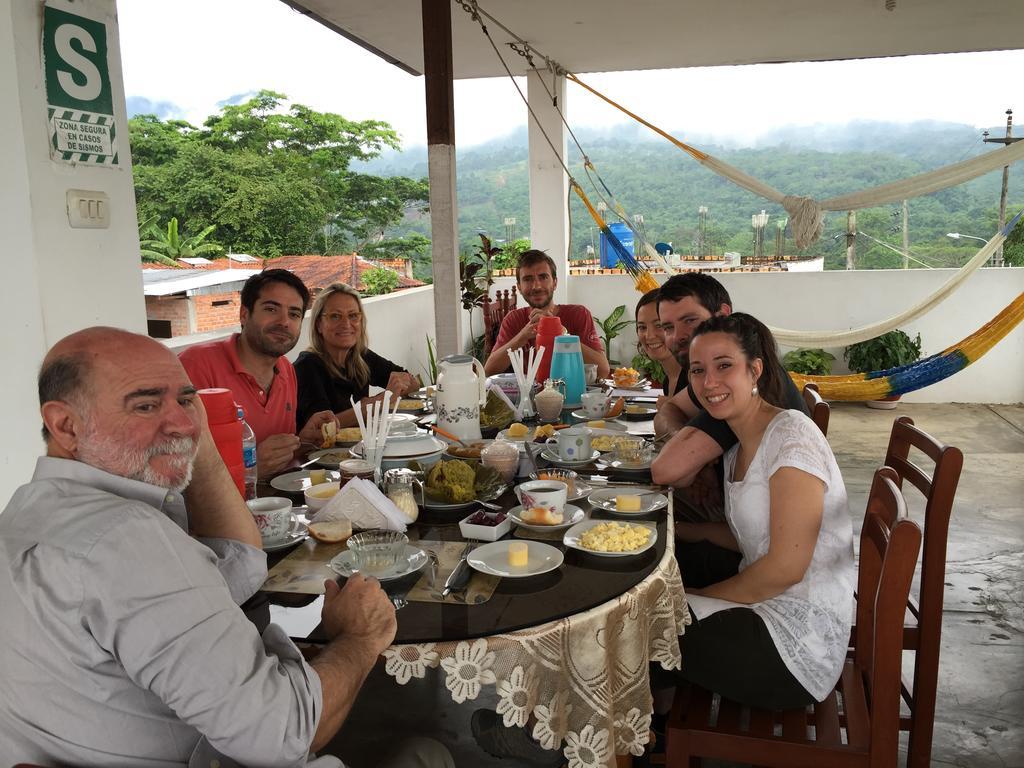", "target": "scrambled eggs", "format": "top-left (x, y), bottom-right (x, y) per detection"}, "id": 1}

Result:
top-left (578, 522), bottom-right (651, 552)
top-left (591, 434), bottom-right (633, 452)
